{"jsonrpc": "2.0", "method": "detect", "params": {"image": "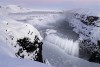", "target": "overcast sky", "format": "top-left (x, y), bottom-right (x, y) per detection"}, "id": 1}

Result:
top-left (0, 0), bottom-right (100, 11)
